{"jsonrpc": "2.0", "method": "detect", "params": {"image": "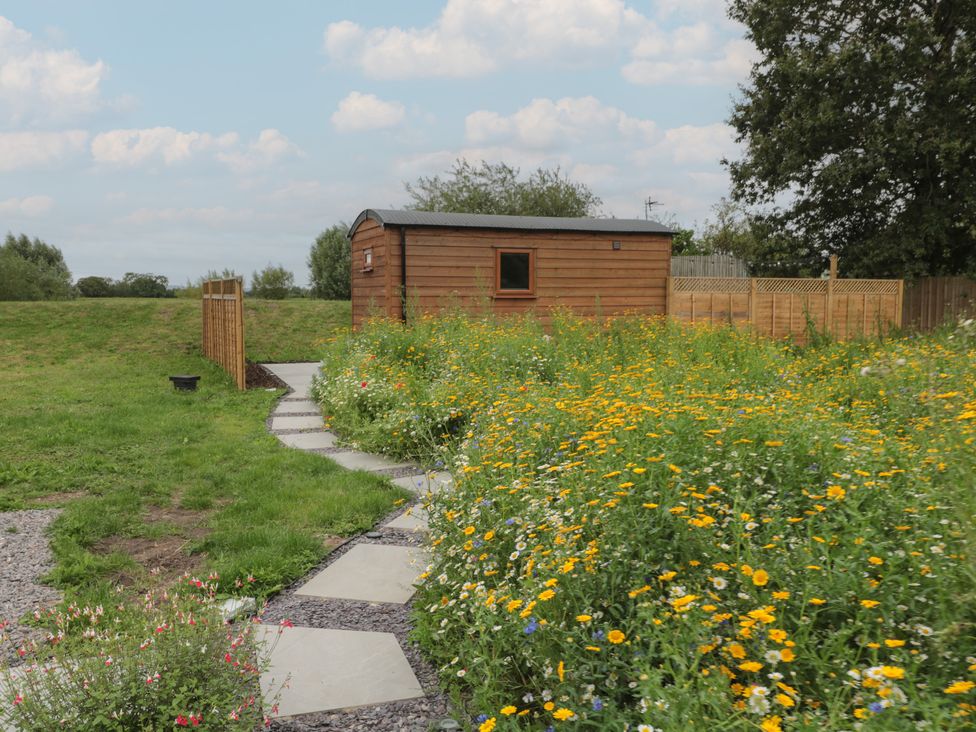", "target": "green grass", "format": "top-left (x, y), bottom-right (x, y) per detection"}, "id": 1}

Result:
top-left (0, 297), bottom-right (403, 600)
